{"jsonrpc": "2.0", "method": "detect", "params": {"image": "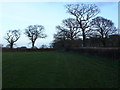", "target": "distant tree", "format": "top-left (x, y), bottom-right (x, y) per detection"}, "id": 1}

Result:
top-left (0, 44), bottom-right (3, 48)
top-left (53, 28), bottom-right (68, 50)
top-left (40, 45), bottom-right (47, 48)
top-left (20, 46), bottom-right (27, 49)
top-left (25, 25), bottom-right (47, 48)
top-left (89, 16), bottom-right (117, 46)
top-left (49, 43), bottom-right (54, 48)
top-left (65, 3), bottom-right (100, 47)
top-left (4, 30), bottom-right (20, 49)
